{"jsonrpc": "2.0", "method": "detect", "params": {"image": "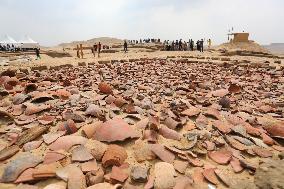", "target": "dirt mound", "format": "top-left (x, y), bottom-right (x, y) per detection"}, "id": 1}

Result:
top-left (215, 41), bottom-right (270, 54)
top-left (59, 37), bottom-right (123, 47)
